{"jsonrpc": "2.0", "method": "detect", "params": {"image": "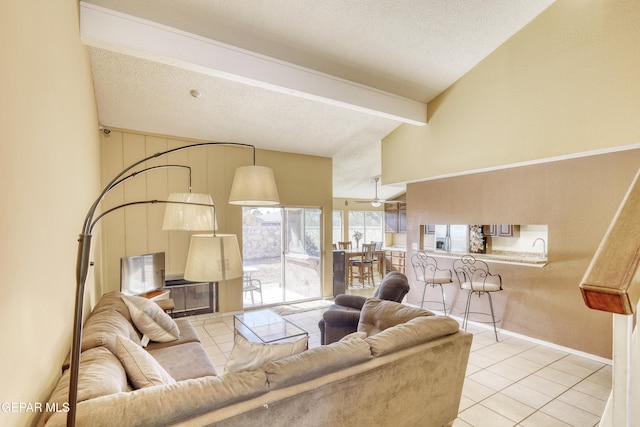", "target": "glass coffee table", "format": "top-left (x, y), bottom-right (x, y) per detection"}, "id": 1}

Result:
top-left (234, 309), bottom-right (308, 346)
